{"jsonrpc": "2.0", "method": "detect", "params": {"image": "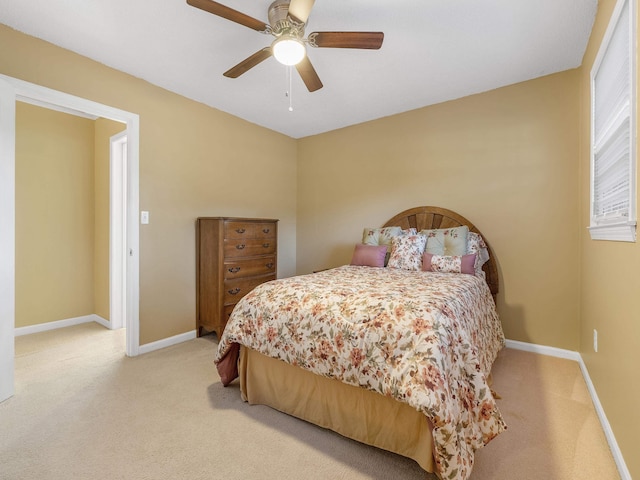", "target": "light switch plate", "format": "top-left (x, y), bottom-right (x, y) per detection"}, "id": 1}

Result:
top-left (141, 211), bottom-right (149, 225)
